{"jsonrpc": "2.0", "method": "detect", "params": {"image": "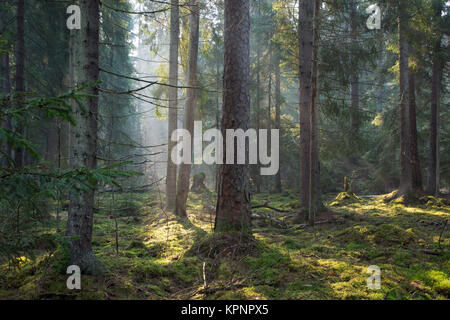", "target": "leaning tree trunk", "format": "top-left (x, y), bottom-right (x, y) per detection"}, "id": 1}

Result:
top-left (397, 0), bottom-right (413, 195)
top-left (298, 0), bottom-right (314, 217)
top-left (175, 0), bottom-right (199, 217)
top-left (66, 0), bottom-right (103, 275)
top-left (274, 52), bottom-right (282, 193)
top-left (165, 0), bottom-right (180, 211)
top-left (408, 67), bottom-right (422, 191)
top-left (14, 0), bottom-right (25, 167)
top-left (215, 0), bottom-right (251, 232)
